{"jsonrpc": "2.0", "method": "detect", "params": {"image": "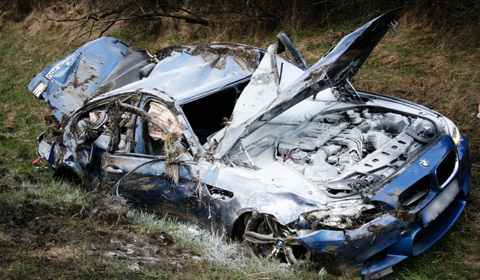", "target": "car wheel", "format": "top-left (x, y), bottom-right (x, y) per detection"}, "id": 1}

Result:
top-left (243, 213), bottom-right (300, 265)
